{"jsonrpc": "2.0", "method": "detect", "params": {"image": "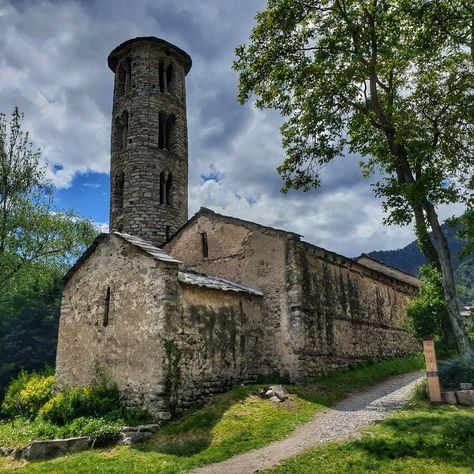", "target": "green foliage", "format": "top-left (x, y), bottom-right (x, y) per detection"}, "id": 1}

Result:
top-left (406, 265), bottom-right (456, 353)
top-left (0, 107), bottom-right (97, 400)
top-left (1, 370), bottom-right (54, 419)
top-left (439, 354), bottom-right (474, 389)
top-left (38, 384), bottom-right (121, 426)
top-left (163, 338), bottom-right (182, 414)
top-left (67, 417), bottom-right (122, 447)
top-left (0, 355), bottom-right (422, 472)
top-left (0, 280), bottom-right (61, 401)
top-left (234, 0), bottom-right (474, 354)
top-left (104, 407), bottom-right (154, 425)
